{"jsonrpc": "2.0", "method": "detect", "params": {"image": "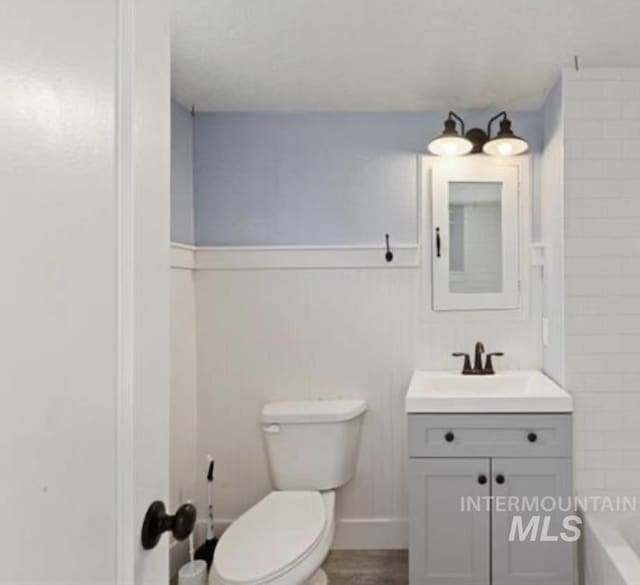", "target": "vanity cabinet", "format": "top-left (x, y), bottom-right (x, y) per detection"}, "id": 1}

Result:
top-left (408, 414), bottom-right (573, 585)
